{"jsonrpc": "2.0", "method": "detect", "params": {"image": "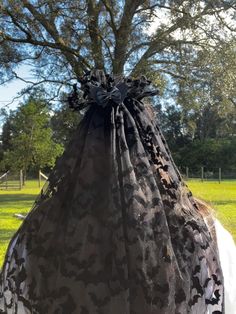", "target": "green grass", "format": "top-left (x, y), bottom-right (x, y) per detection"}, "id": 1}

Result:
top-left (0, 180), bottom-right (42, 267)
top-left (187, 180), bottom-right (236, 241)
top-left (0, 180), bottom-right (235, 267)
